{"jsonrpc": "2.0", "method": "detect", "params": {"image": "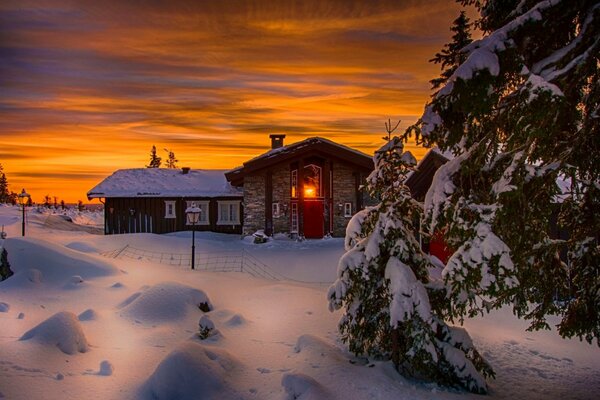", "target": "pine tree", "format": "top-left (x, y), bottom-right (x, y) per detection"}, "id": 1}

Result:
top-left (328, 136), bottom-right (493, 393)
top-left (147, 145), bottom-right (162, 168)
top-left (411, 1), bottom-right (600, 345)
top-left (164, 148), bottom-right (178, 169)
top-left (0, 164), bottom-right (9, 204)
top-left (429, 11), bottom-right (472, 91)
